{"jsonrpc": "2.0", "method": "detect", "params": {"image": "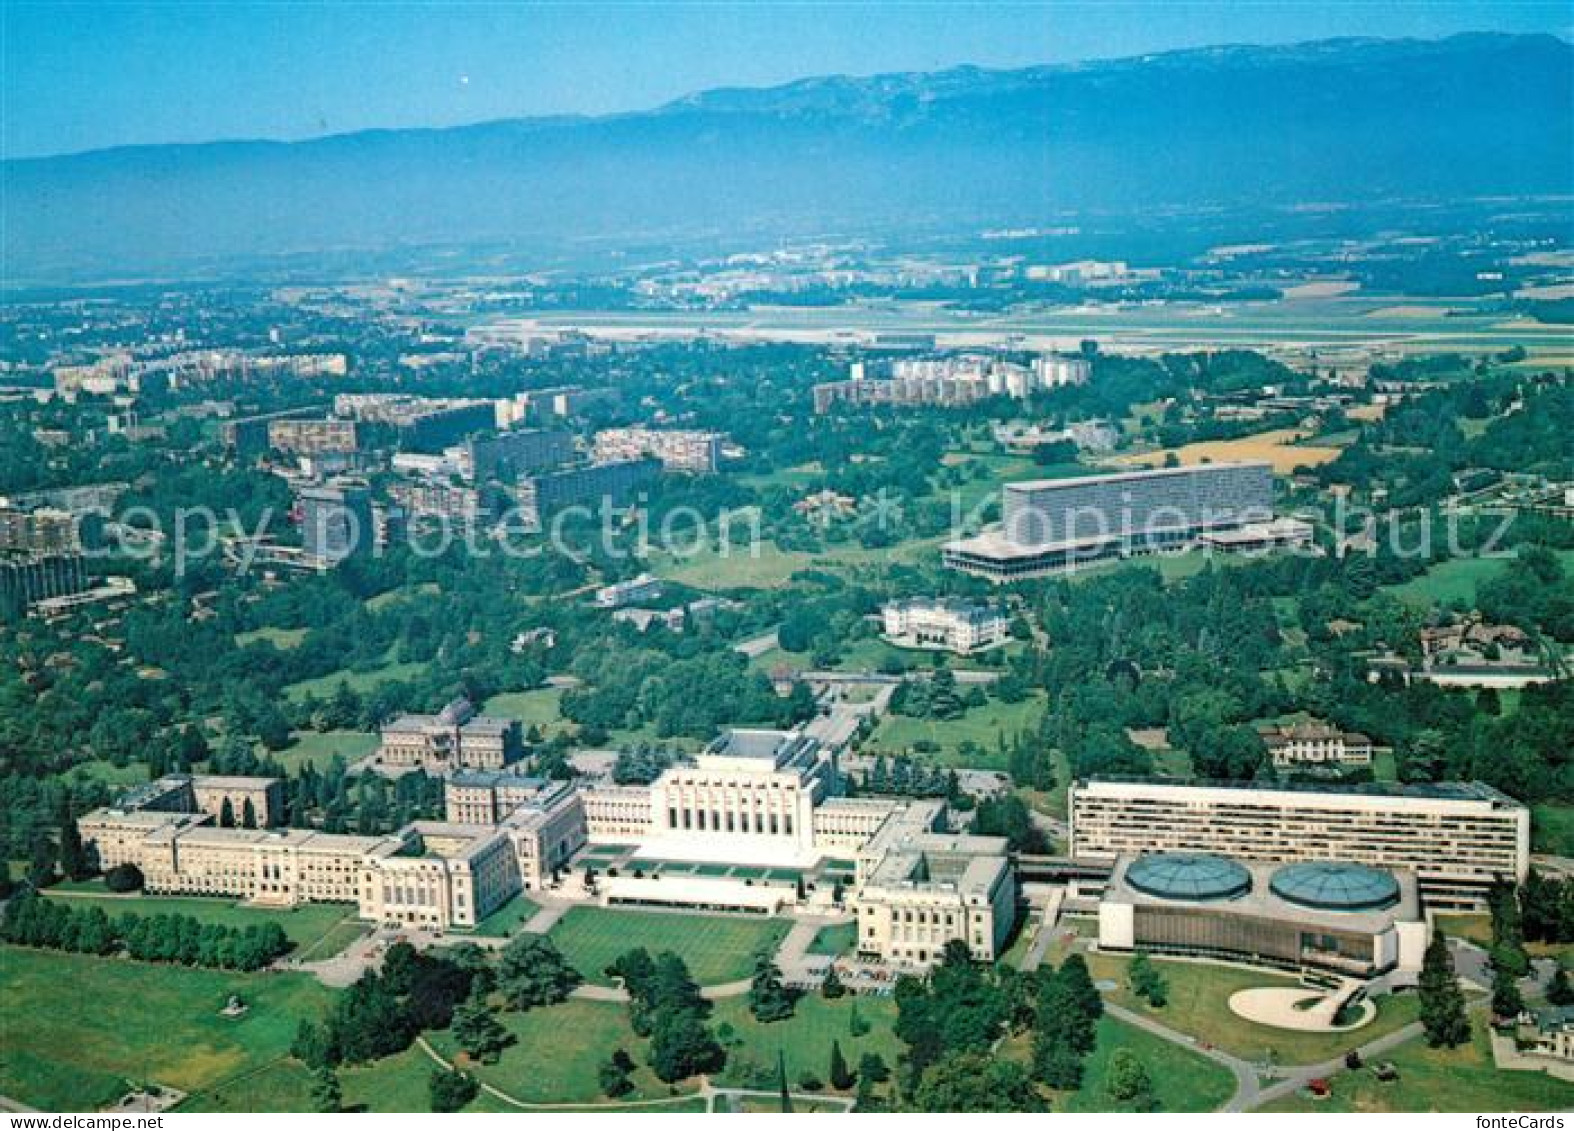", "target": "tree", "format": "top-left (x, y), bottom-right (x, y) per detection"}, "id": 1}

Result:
top-left (829, 1039), bottom-right (854, 1090)
top-left (599, 1048), bottom-right (636, 1098)
top-left (1491, 965), bottom-right (1525, 1023)
top-left (428, 1068), bottom-right (478, 1113)
top-left (310, 1063), bottom-right (342, 1113)
top-left (0, 858), bottom-right (11, 899)
top-left (219, 797), bottom-right (235, 828)
top-left (496, 934), bottom-right (581, 1011)
top-left (103, 862), bottom-right (144, 892)
top-left (451, 990), bottom-right (512, 1064)
top-left (1104, 1048), bottom-right (1155, 1109)
top-left (820, 964), bottom-right (847, 1000)
top-left (748, 953), bottom-right (797, 1022)
top-left (913, 1051), bottom-right (1048, 1112)
top-left (292, 1020), bottom-right (336, 1070)
top-left (1547, 966), bottom-right (1574, 1008)
top-left (241, 797), bottom-right (257, 829)
top-left (648, 1006), bottom-right (725, 1083)
top-left (1129, 951), bottom-right (1168, 1008)
top-left (777, 1050), bottom-right (793, 1114)
top-left (58, 813), bottom-right (90, 881)
top-left (1418, 929), bottom-right (1471, 1048)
